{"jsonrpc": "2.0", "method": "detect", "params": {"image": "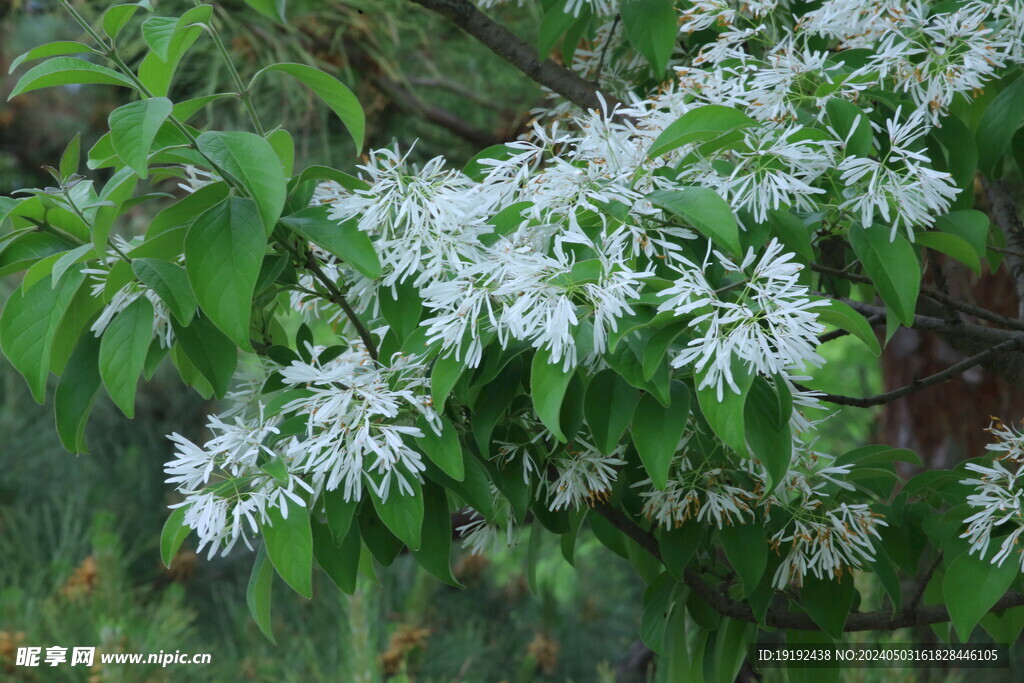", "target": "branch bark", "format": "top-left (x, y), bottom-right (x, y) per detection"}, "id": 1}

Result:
top-left (592, 503), bottom-right (1024, 633)
top-left (408, 0), bottom-right (614, 111)
top-left (982, 177), bottom-right (1024, 319)
top-left (374, 75), bottom-right (507, 147)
